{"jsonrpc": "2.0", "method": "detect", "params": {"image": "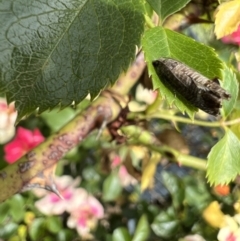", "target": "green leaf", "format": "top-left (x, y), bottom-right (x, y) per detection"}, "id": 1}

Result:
top-left (112, 227), bottom-right (131, 241)
top-left (142, 26), bottom-right (223, 117)
top-left (207, 128), bottom-right (240, 185)
top-left (0, 223), bottom-right (18, 240)
top-left (46, 216), bottom-right (62, 234)
top-left (41, 107), bottom-right (76, 132)
top-left (0, 0), bottom-right (144, 120)
top-left (147, 0), bottom-right (191, 23)
top-left (57, 229), bottom-right (75, 241)
top-left (151, 207), bottom-right (180, 238)
top-left (8, 194), bottom-right (25, 222)
top-left (29, 218), bottom-right (46, 241)
top-left (183, 176), bottom-right (211, 211)
top-left (132, 215), bottom-right (150, 241)
top-left (0, 202), bottom-right (10, 223)
top-left (102, 171), bottom-right (122, 201)
top-left (162, 171), bottom-right (184, 210)
top-left (221, 65), bottom-right (239, 118)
